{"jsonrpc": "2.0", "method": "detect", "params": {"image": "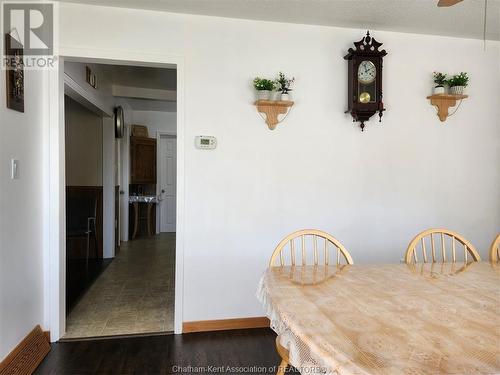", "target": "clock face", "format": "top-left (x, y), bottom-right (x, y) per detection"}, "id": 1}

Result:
top-left (358, 60), bottom-right (376, 84)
